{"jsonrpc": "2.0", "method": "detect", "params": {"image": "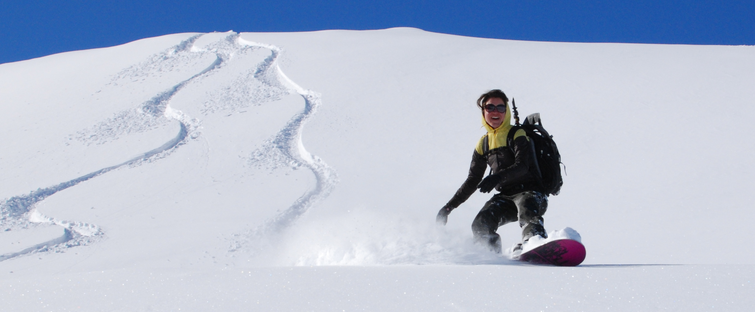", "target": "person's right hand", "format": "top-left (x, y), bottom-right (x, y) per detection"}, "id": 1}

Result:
top-left (436, 206), bottom-right (453, 225)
